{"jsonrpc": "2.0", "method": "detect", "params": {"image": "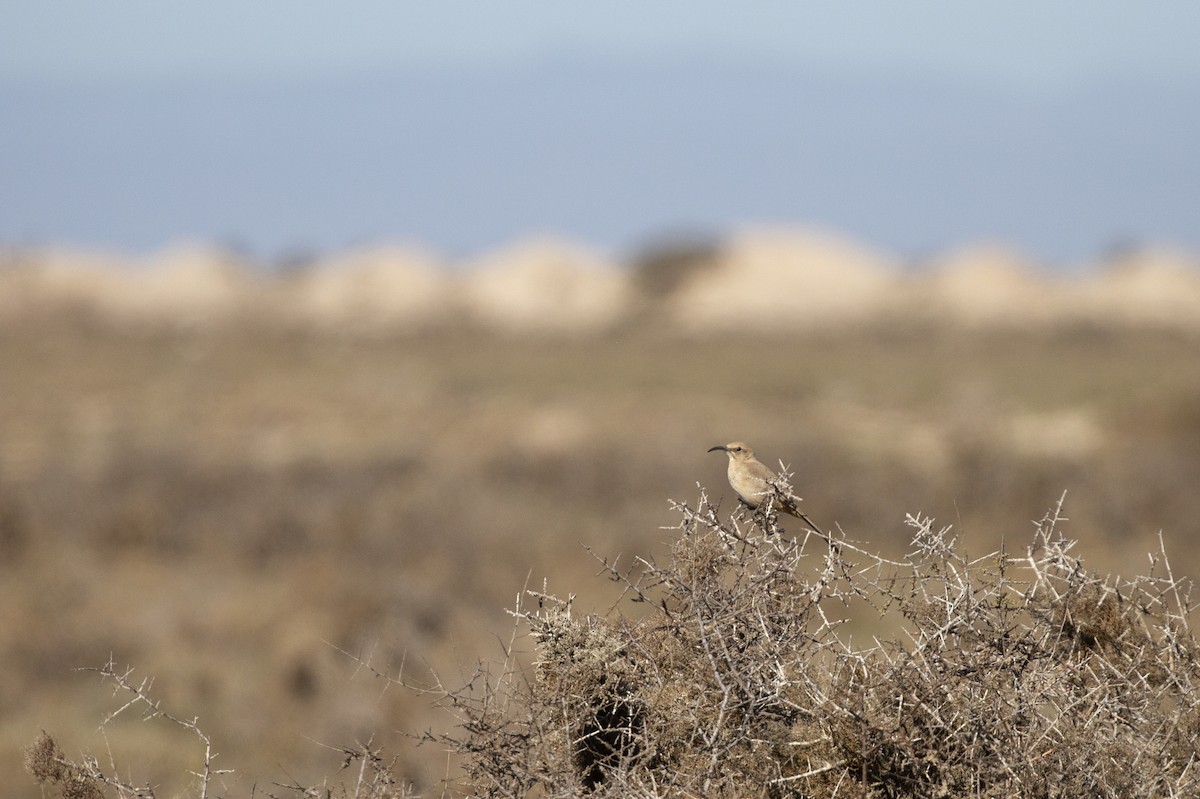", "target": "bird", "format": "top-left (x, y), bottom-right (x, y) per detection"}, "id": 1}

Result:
top-left (707, 441), bottom-right (822, 532)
